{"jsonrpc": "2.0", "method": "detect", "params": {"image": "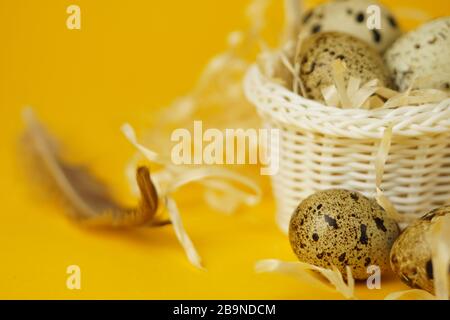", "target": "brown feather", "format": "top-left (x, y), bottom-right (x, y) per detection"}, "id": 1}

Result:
top-left (20, 109), bottom-right (169, 228)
